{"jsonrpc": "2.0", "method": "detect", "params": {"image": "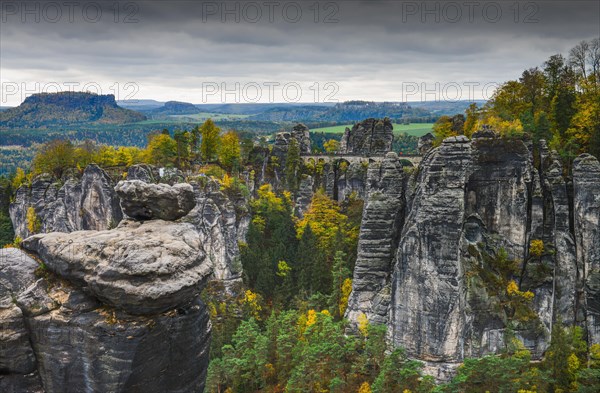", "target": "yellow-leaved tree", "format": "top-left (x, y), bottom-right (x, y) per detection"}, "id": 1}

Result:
top-left (296, 189), bottom-right (349, 253)
top-left (12, 167), bottom-right (26, 190)
top-left (323, 139), bottom-right (340, 153)
top-left (26, 207), bottom-right (41, 234)
top-left (358, 382), bottom-right (372, 393)
top-left (219, 131), bottom-right (241, 171)
top-left (200, 119), bottom-right (221, 162)
top-left (144, 133), bottom-right (177, 167)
